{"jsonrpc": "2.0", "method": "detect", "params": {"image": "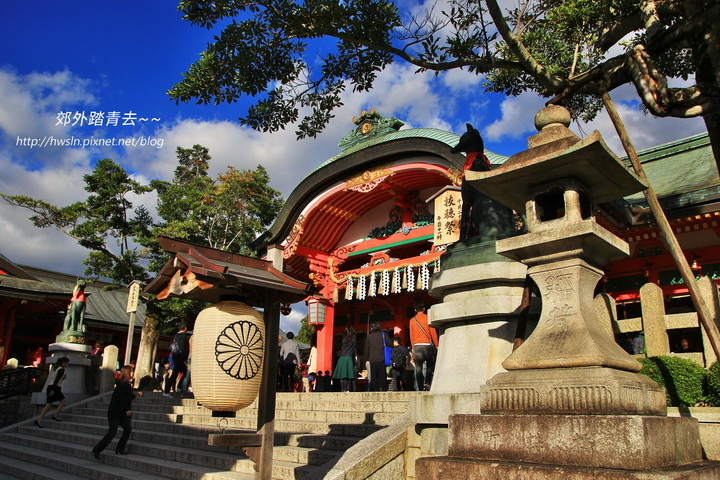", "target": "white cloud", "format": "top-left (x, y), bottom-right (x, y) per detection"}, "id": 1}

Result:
top-left (482, 84), bottom-right (706, 157)
top-left (484, 93), bottom-right (546, 142)
top-left (576, 99), bottom-right (706, 155)
top-left (0, 68), bottom-right (95, 140)
top-left (280, 305), bottom-right (306, 337)
top-left (441, 67), bottom-right (484, 92)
